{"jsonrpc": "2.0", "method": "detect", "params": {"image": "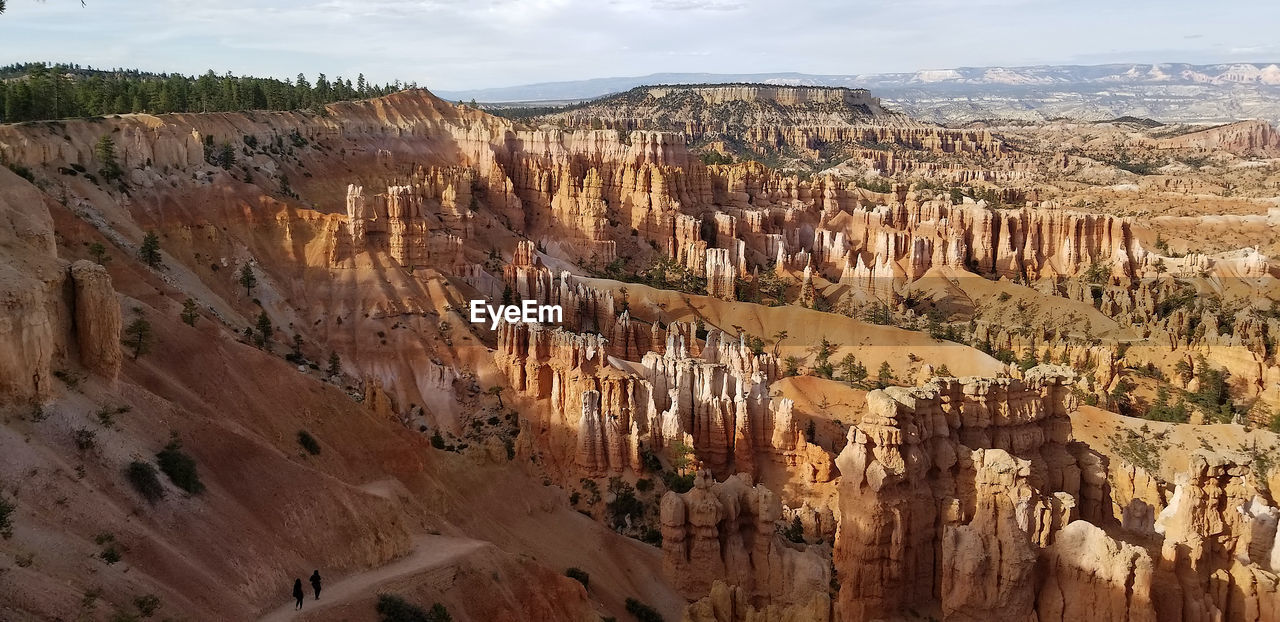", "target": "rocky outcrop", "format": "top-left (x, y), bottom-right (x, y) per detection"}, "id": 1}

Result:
top-left (537, 85), bottom-right (1008, 169)
top-left (0, 167), bottom-right (68, 405)
top-left (682, 580), bottom-right (830, 622)
top-left (1156, 120), bottom-right (1280, 156)
top-left (660, 471), bottom-right (830, 614)
top-left (1037, 521), bottom-right (1156, 622)
top-left (344, 169), bottom-right (469, 271)
top-left (833, 366), bottom-right (1087, 620)
top-left (496, 318), bottom-right (831, 480)
top-left (68, 260), bottom-right (122, 380)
